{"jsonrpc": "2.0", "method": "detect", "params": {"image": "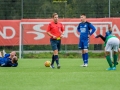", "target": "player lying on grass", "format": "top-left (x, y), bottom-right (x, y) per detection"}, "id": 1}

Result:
top-left (95, 26), bottom-right (119, 65)
top-left (104, 35), bottom-right (119, 70)
top-left (0, 50), bottom-right (18, 67)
